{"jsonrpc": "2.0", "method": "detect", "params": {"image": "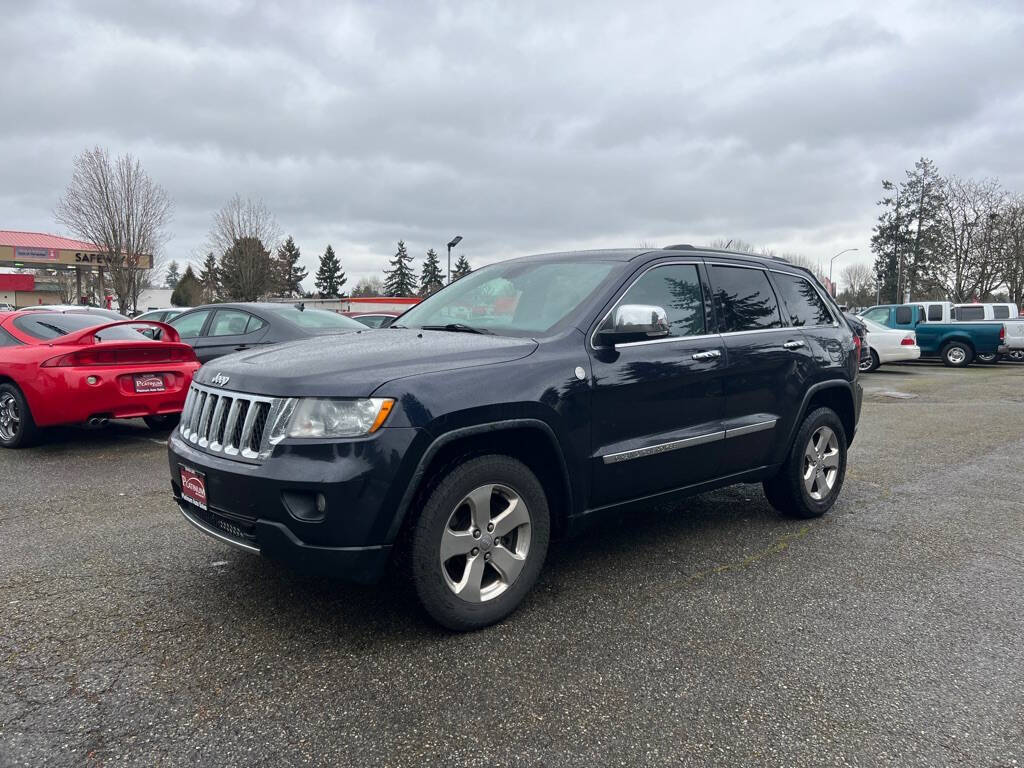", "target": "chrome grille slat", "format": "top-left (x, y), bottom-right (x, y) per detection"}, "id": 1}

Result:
top-left (179, 382), bottom-right (279, 464)
top-left (206, 396), bottom-right (228, 450)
